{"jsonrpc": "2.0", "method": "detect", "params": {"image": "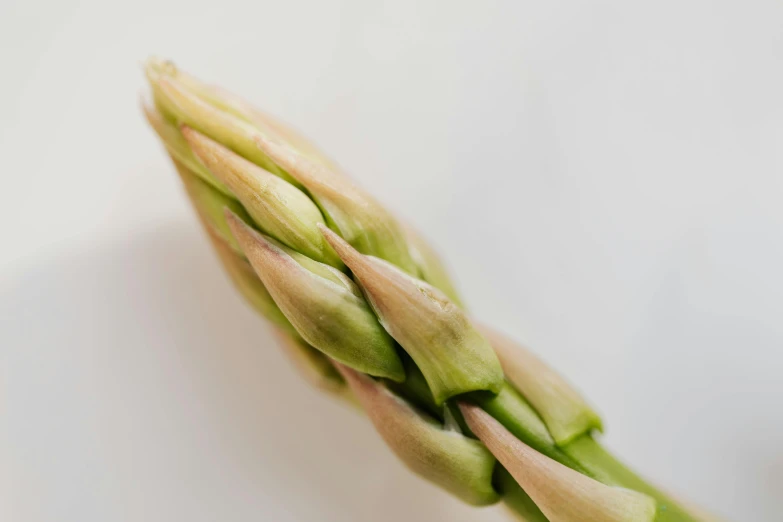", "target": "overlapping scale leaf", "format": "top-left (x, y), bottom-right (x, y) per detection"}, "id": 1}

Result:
top-left (225, 211), bottom-right (405, 382)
